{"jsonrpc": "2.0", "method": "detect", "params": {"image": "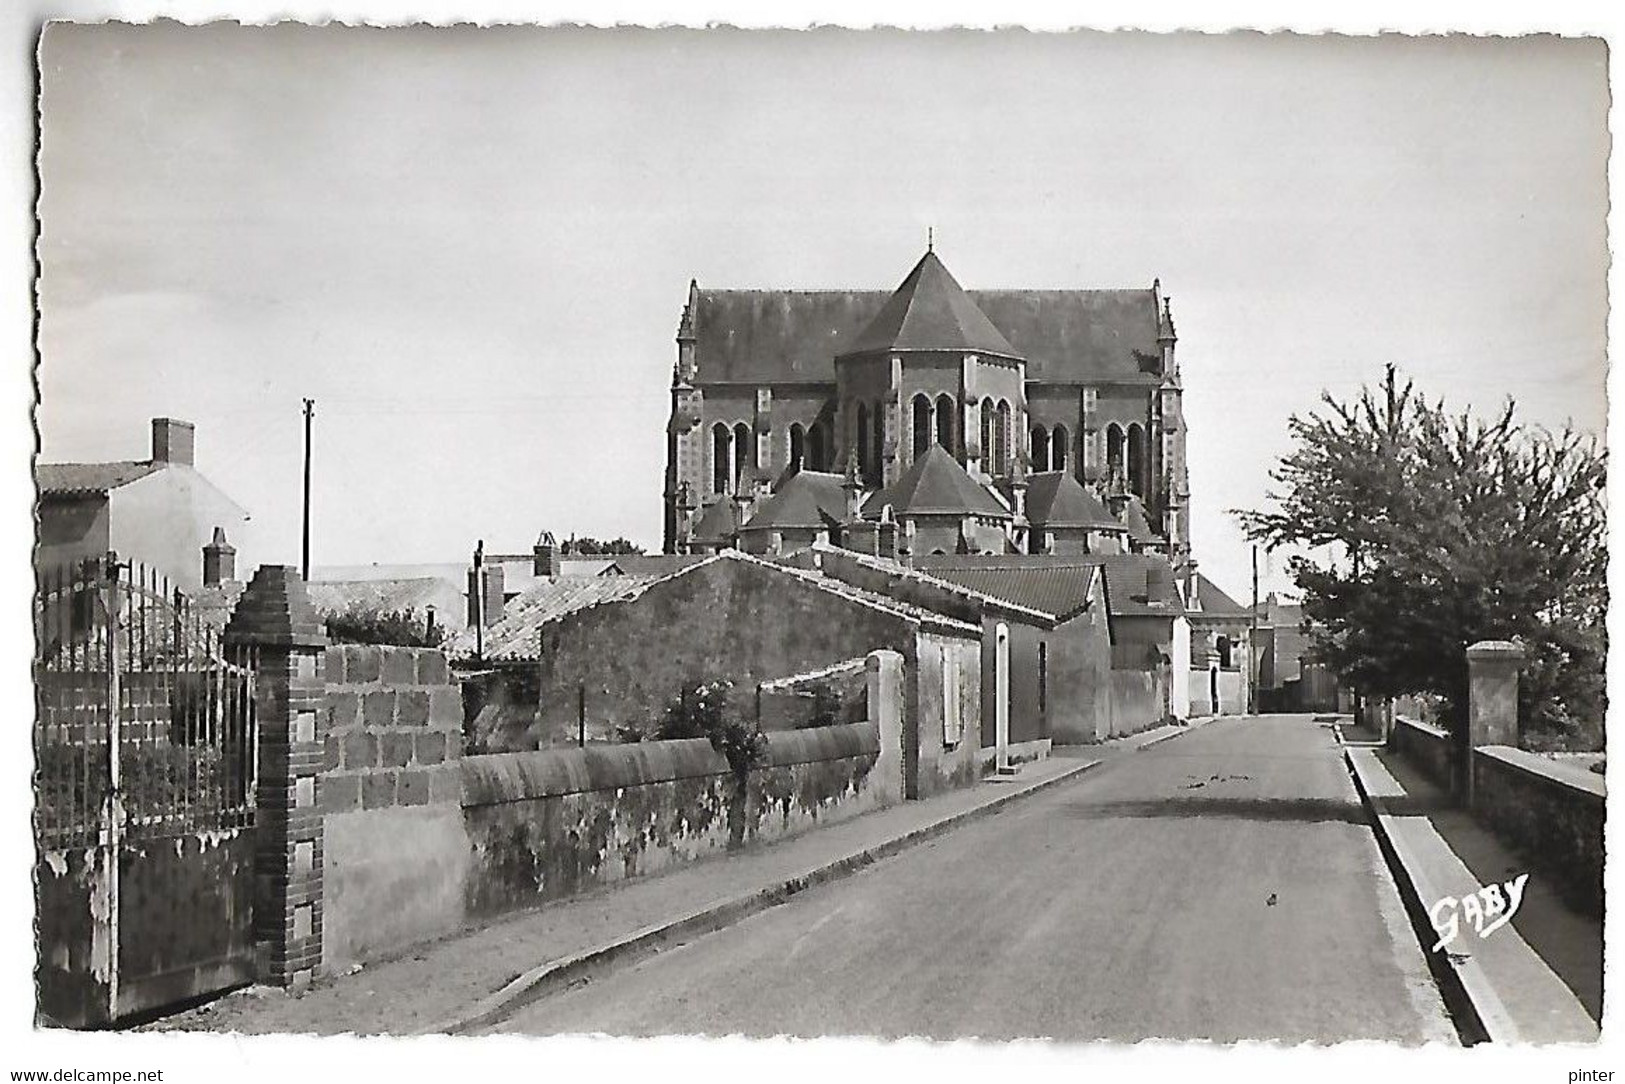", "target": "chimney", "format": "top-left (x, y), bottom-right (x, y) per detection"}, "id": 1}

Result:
top-left (152, 418), bottom-right (195, 466)
top-left (202, 526), bottom-right (236, 586)
top-left (534, 531), bottom-right (560, 577)
top-left (481, 563), bottom-right (505, 626)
